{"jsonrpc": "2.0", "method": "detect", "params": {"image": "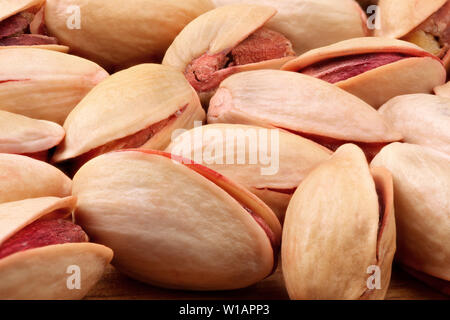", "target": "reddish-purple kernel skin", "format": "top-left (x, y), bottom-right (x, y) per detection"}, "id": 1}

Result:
top-left (0, 13), bottom-right (30, 39)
